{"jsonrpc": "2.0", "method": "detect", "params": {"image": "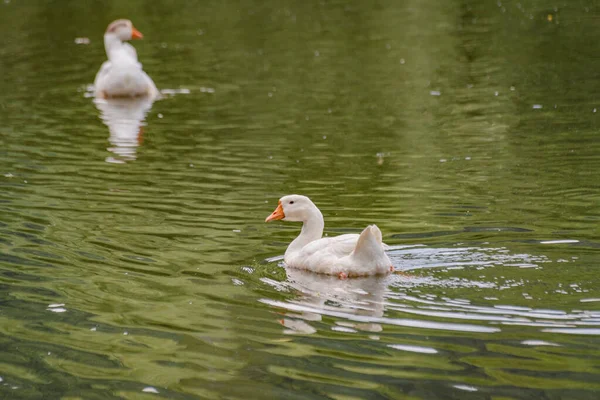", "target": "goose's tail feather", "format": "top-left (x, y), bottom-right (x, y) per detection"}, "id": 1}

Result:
top-left (352, 225), bottom-right (385, 262)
